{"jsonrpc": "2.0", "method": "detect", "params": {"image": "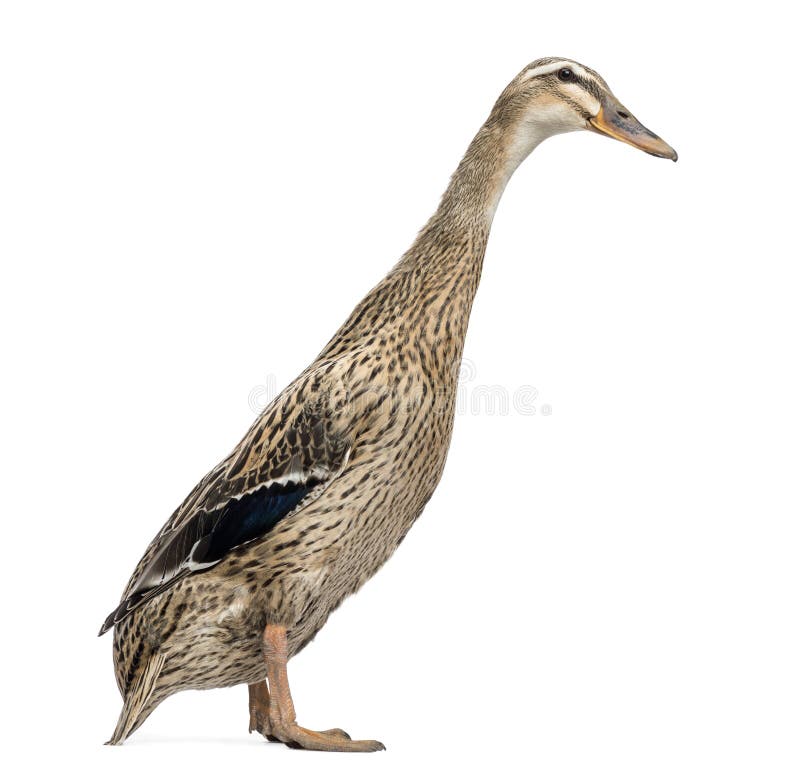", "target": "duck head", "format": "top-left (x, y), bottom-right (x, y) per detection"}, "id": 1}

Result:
top-left (491, 57), bottom-right (677, 162)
